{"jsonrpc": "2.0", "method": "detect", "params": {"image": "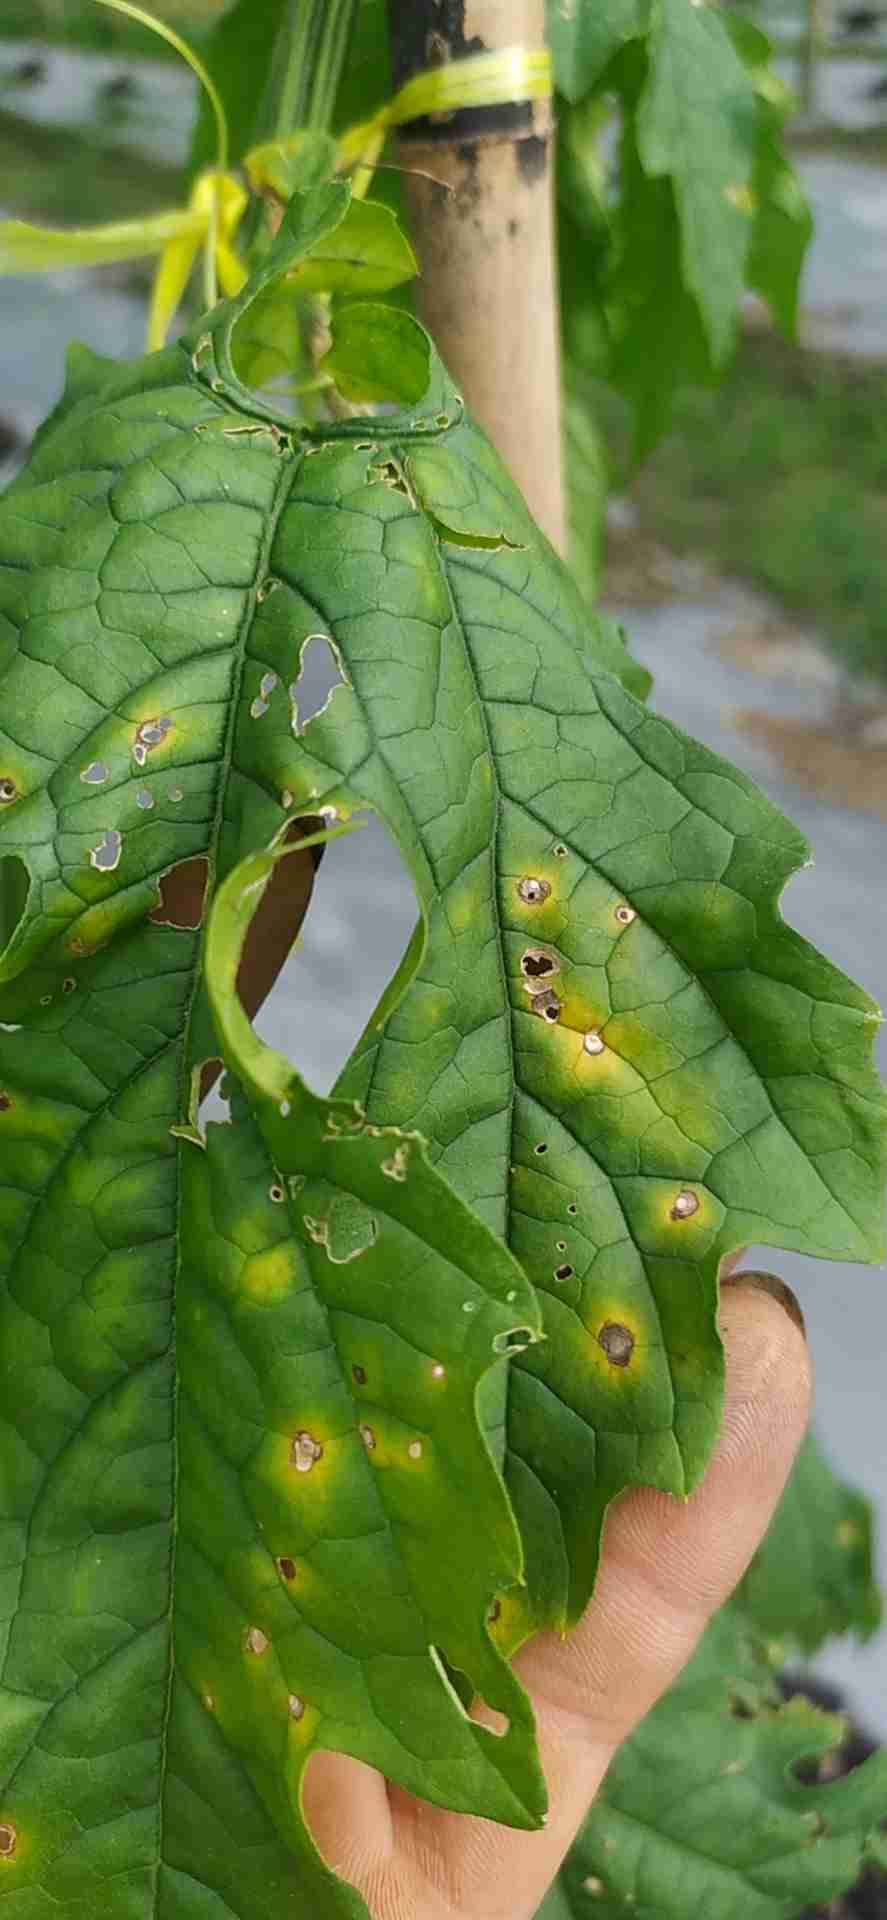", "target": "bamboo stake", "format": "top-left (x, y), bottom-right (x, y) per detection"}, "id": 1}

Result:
top-left (387, 0), bottom-right (566, 553)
